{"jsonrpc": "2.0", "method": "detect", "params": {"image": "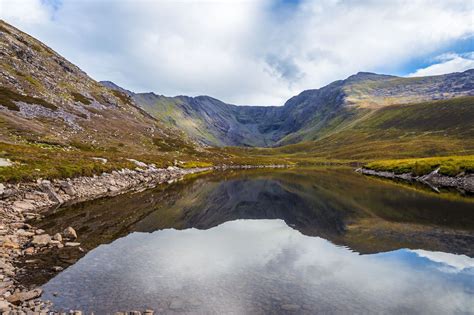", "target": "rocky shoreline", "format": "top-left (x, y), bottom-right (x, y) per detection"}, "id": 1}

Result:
top-left (356, 167), bottom-right (474, 194)
top-left (0, 162), bottom-right (290, 313)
